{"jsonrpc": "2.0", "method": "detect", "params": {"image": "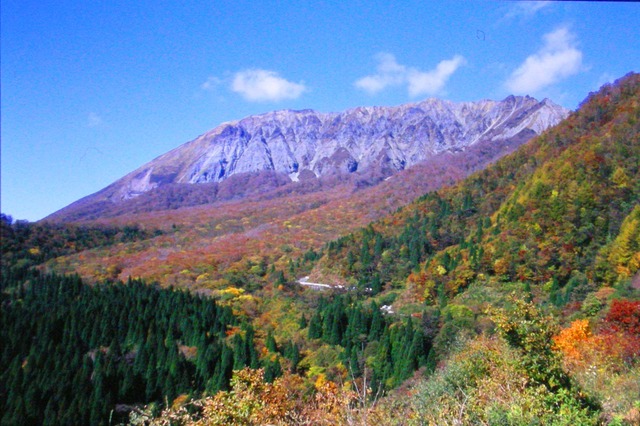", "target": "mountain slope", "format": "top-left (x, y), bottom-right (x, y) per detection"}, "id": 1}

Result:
top-left (4, 74), bottom-right (638, 426)
top-left (313, 72), bottom-right (640, 303)
top-left (46, 96), bottom-right (567, 222)
top-left (39, 129), bottom-right (561, 289)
